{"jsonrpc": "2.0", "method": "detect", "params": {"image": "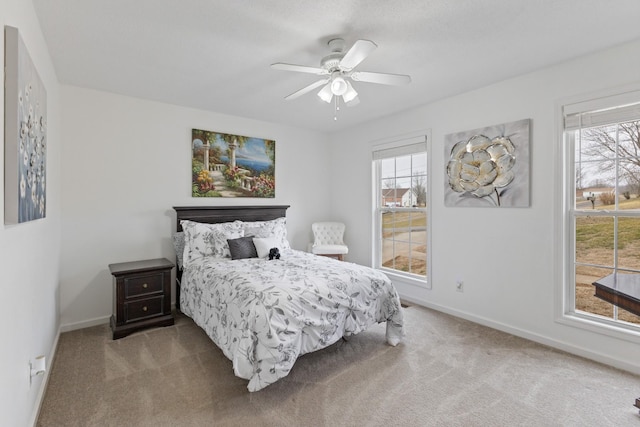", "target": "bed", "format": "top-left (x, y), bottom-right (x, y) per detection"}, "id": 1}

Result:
top-left (173, 205), bottom-right (405, 391)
